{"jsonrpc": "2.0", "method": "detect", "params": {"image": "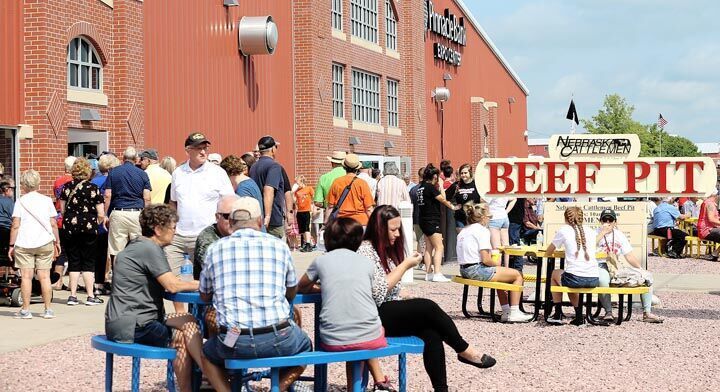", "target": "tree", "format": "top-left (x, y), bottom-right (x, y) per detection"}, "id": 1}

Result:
top-left (582, 94), bottom-right (701, 157)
